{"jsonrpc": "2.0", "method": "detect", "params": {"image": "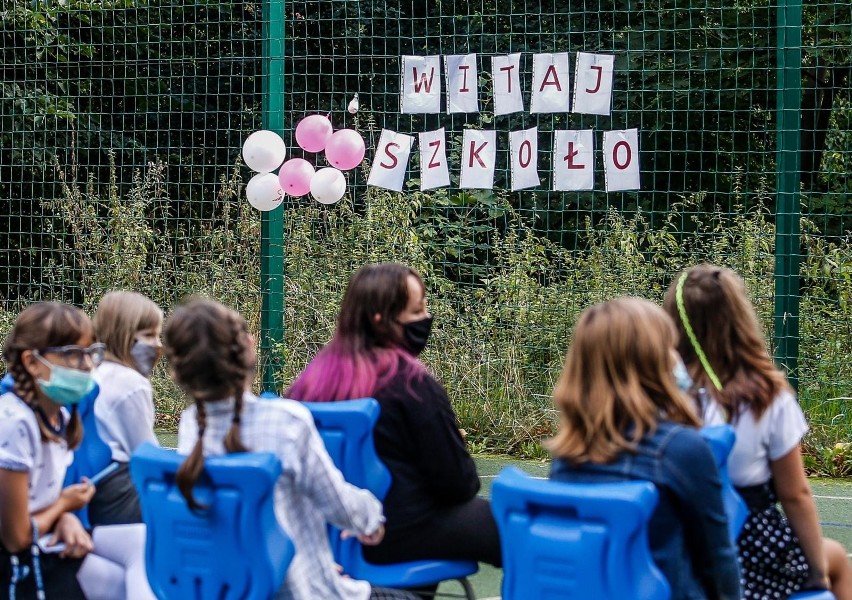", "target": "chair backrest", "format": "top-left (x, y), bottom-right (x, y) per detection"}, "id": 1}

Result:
top-left (130, 443), bottom-right (295, 600)
top-left (302, 398), bottom-right (389, 568)
top-left (491, 466), bottom-right (670, 600)
top-left (699, 425), bottom-right (748, 541)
